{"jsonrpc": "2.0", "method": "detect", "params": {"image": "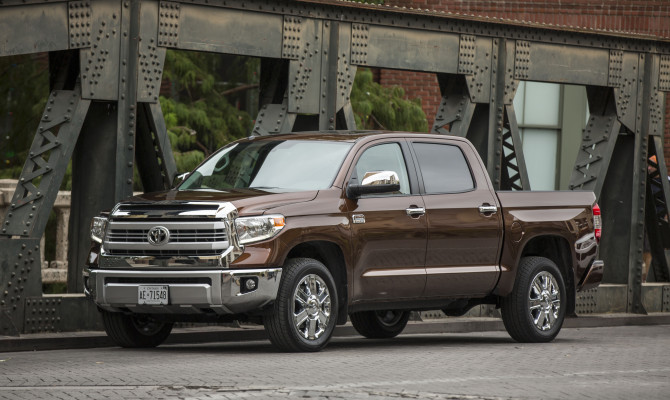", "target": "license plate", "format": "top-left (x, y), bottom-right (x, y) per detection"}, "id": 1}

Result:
top-left (138, 285), bottom-right (169, 305)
